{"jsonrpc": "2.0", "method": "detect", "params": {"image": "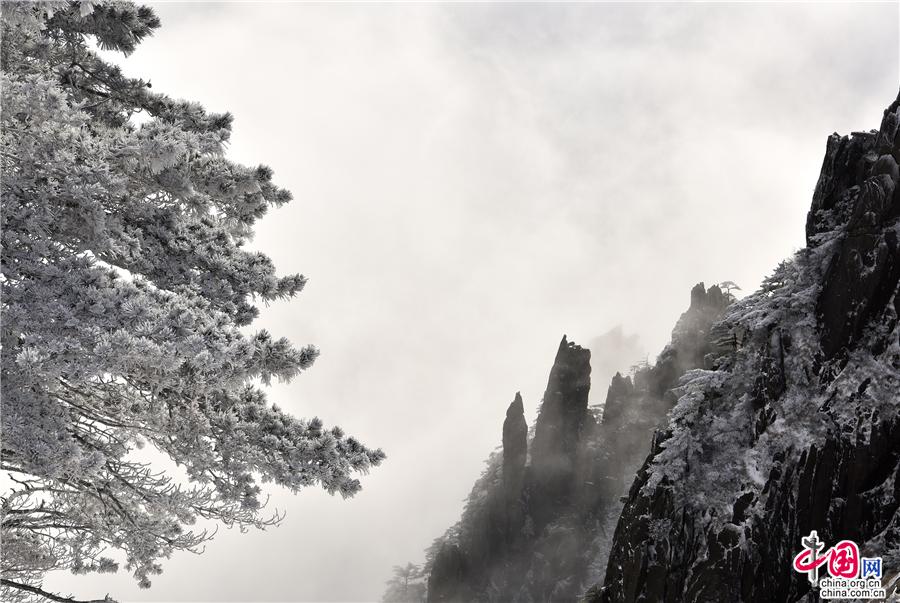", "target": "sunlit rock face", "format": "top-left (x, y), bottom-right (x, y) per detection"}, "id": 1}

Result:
top-left (595, 92), bottom-right (900, 602)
